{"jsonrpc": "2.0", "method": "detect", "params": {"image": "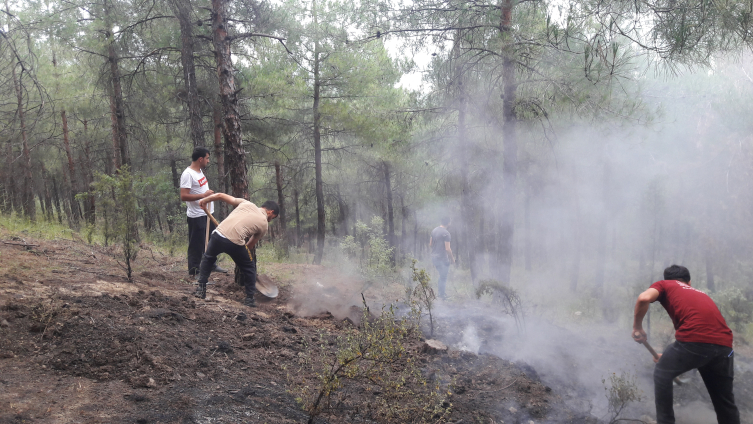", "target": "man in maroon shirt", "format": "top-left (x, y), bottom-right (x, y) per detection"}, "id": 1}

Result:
top-left (633, 265), bottom-right (739, 424)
